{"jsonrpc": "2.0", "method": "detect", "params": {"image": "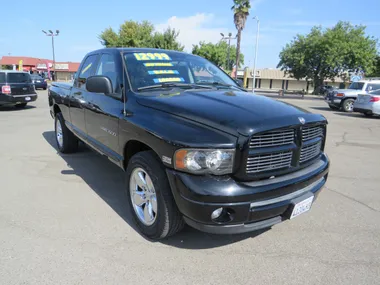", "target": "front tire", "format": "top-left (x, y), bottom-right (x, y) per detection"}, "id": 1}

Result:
top-left (55, 112), bottom-right (78, 153)
top-left (342, 98), bottom-right (355, 112)
top-left (126, 151), bottom-right (184, 240)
